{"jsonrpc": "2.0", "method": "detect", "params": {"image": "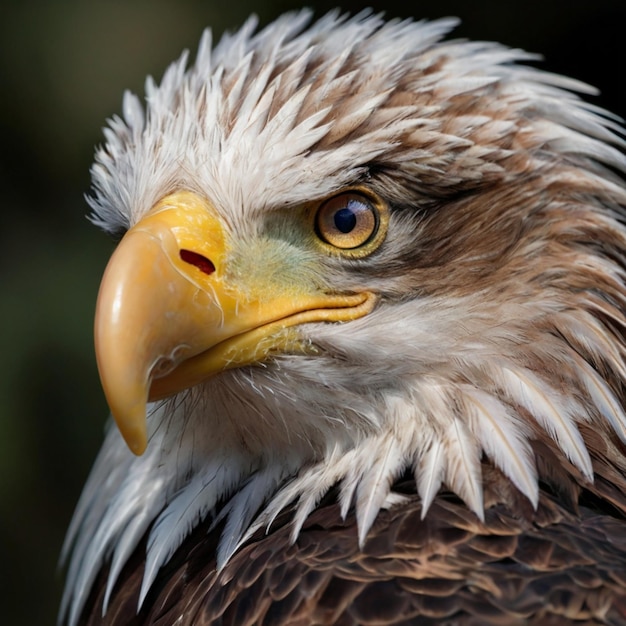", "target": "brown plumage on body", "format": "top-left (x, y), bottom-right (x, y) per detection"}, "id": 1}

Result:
top-left (61, 10), bottom-right (626, 625)
top-left (79, 482), bottom-right (626, 625)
